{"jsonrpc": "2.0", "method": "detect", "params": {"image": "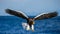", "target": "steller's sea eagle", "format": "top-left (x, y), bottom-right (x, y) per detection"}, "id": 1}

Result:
top-left (5, 9), bottom-right (58, 31)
